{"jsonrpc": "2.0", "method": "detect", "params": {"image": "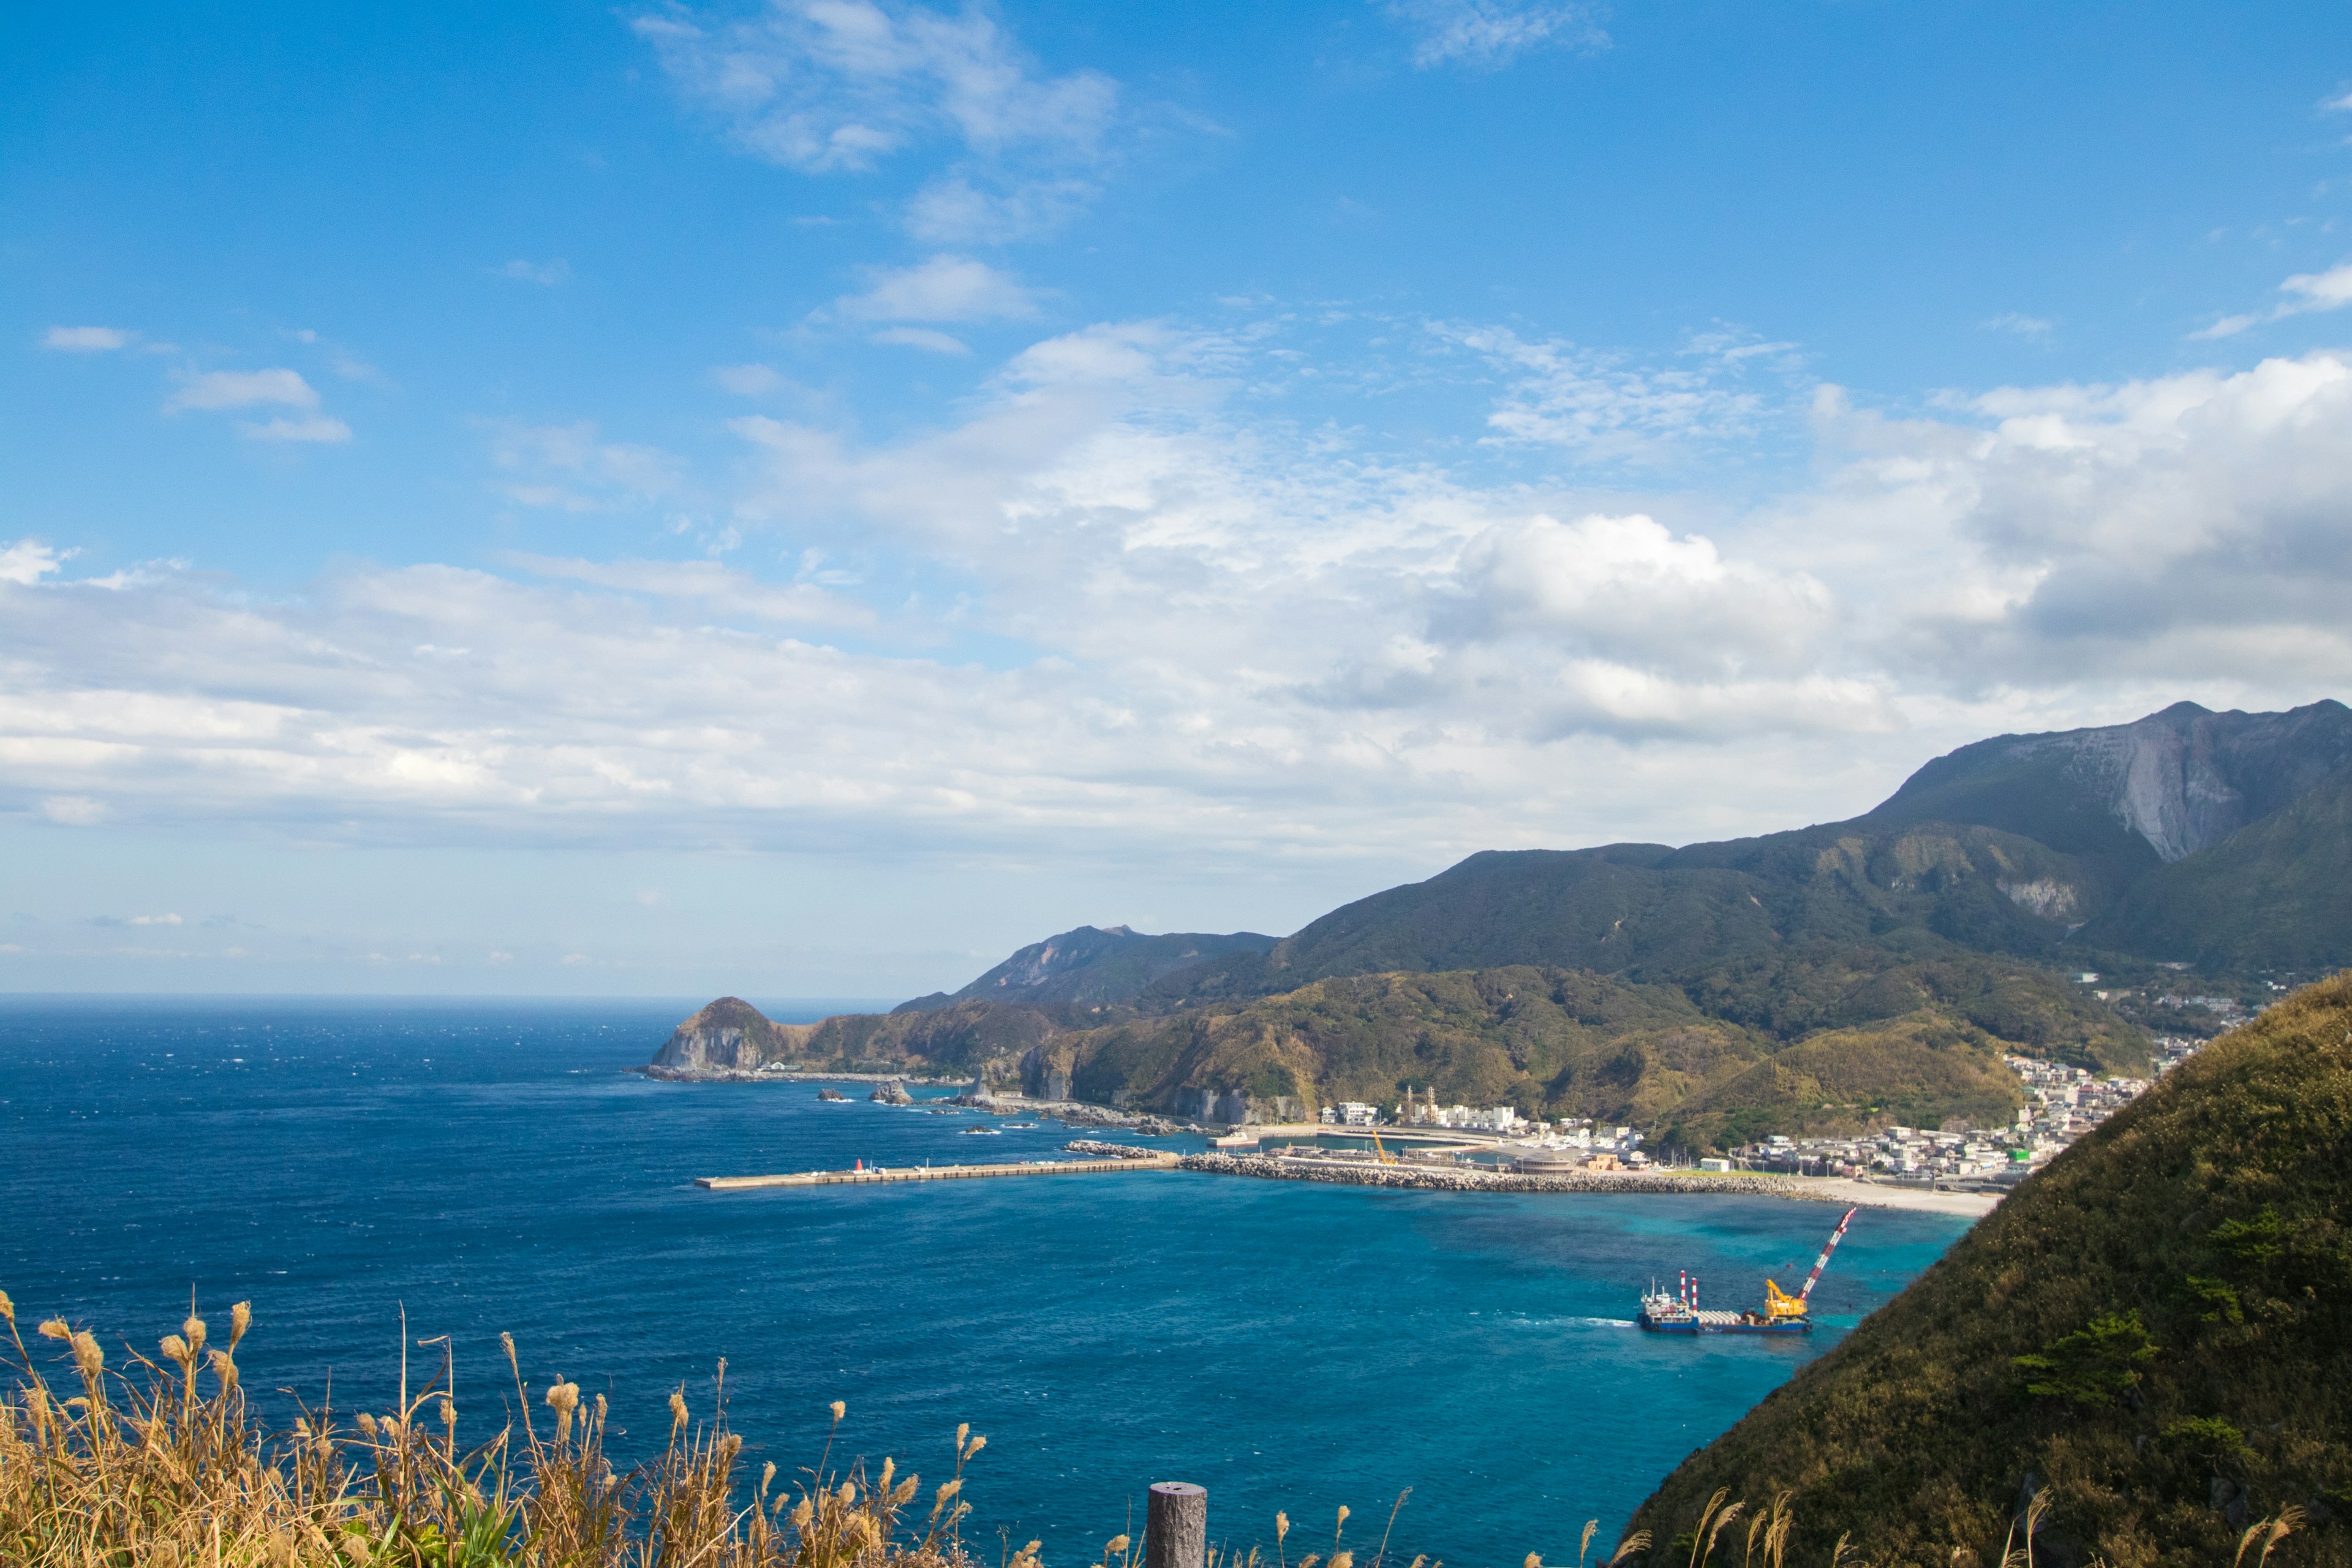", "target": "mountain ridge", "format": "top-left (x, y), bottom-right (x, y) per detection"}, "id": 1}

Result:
top-left (647, 701), bottom-right (2351, 1144)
